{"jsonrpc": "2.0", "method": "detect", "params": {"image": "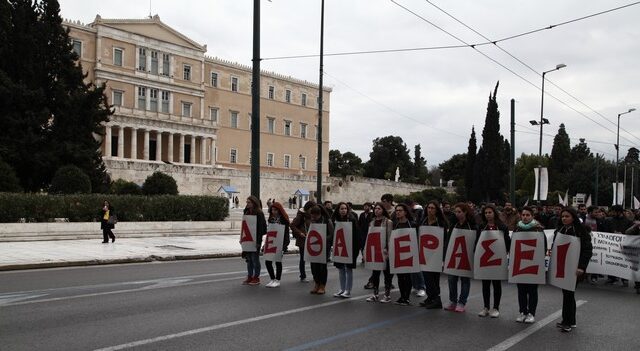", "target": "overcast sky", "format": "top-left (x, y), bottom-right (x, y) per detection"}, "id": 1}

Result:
top-left (58, 0), bottom-right (640, 167)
